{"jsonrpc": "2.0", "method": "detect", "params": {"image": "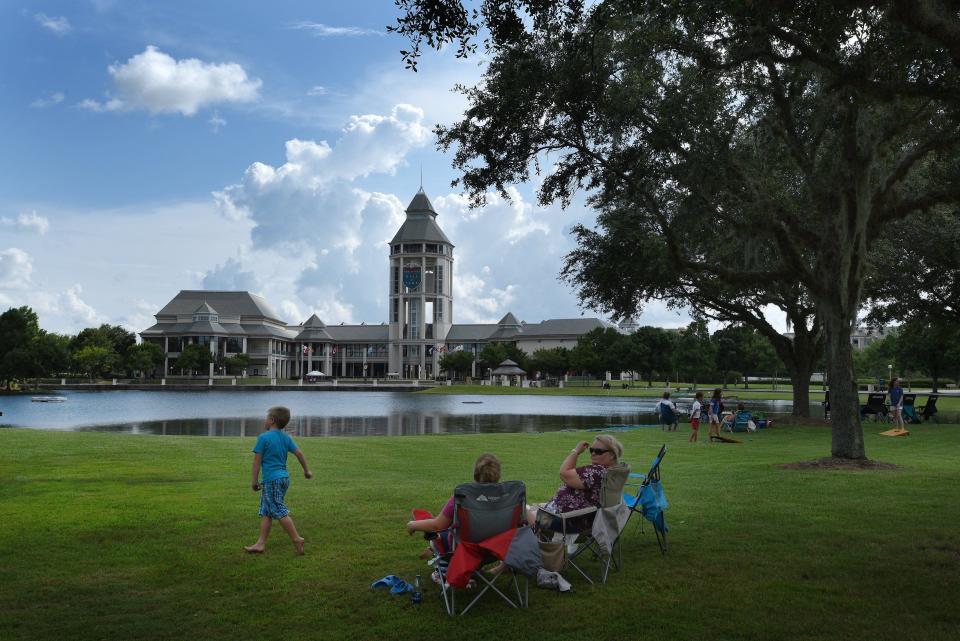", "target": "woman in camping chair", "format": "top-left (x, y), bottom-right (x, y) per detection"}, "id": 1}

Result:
top-left (526, 434), bottom-right (624, 531)
top-left (406, 453), bottom-right (502, 557)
